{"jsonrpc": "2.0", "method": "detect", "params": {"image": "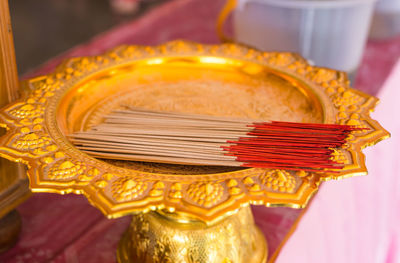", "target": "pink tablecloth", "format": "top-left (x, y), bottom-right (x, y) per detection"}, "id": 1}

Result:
top-left (1, 0), bottom-right (399, 262)
top-left (277, 60), bottom-right (400, 263)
